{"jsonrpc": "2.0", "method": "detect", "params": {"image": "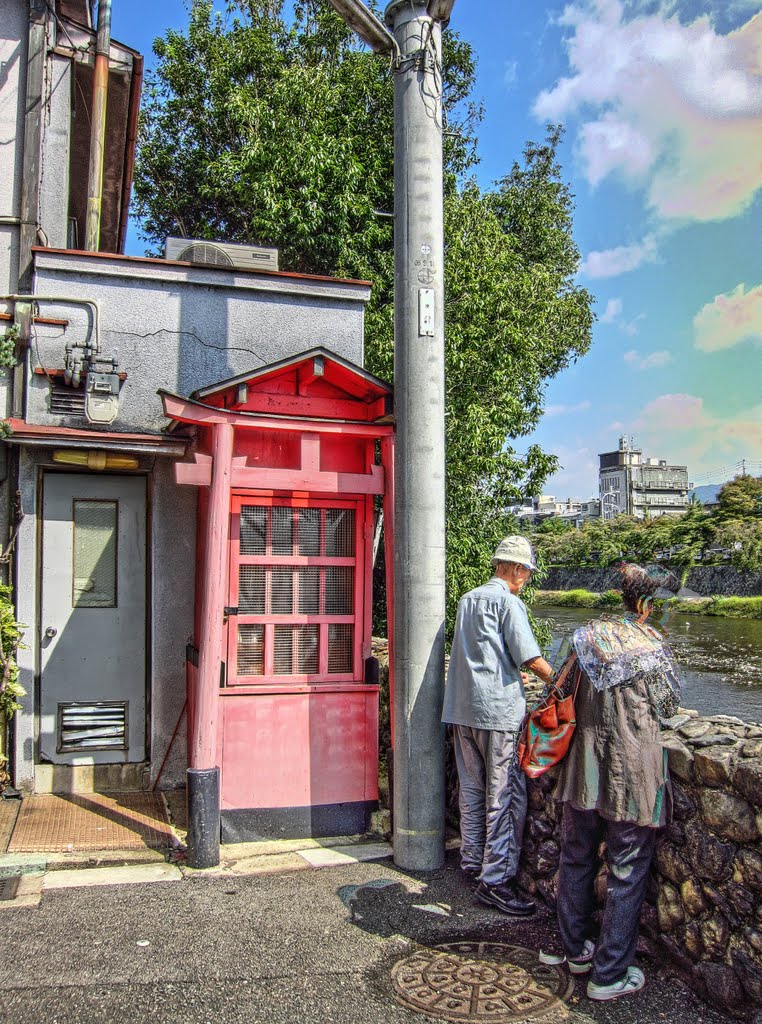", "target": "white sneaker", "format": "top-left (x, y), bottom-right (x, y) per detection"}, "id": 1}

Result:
top-left (587, 966), bottom-right (645, 1001)
top-left (539, 939), bottom-right (595, 974)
